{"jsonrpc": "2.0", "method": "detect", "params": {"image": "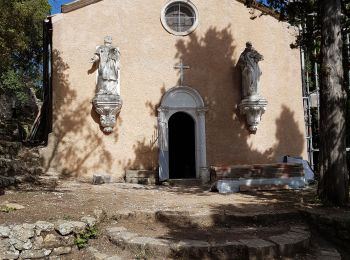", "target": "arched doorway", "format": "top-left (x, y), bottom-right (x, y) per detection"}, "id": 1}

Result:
top-left (158, 86), bottom-right (208, 182)
top-left (169, 112), bottom-right (196, 179)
